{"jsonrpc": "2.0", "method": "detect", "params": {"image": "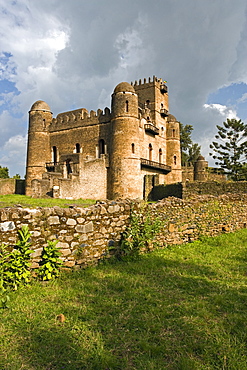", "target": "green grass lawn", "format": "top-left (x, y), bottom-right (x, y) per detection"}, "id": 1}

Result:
top-left (0, 194), bottom-right (96, 208)
top-left (1, 229), bottom-right (247, 369)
